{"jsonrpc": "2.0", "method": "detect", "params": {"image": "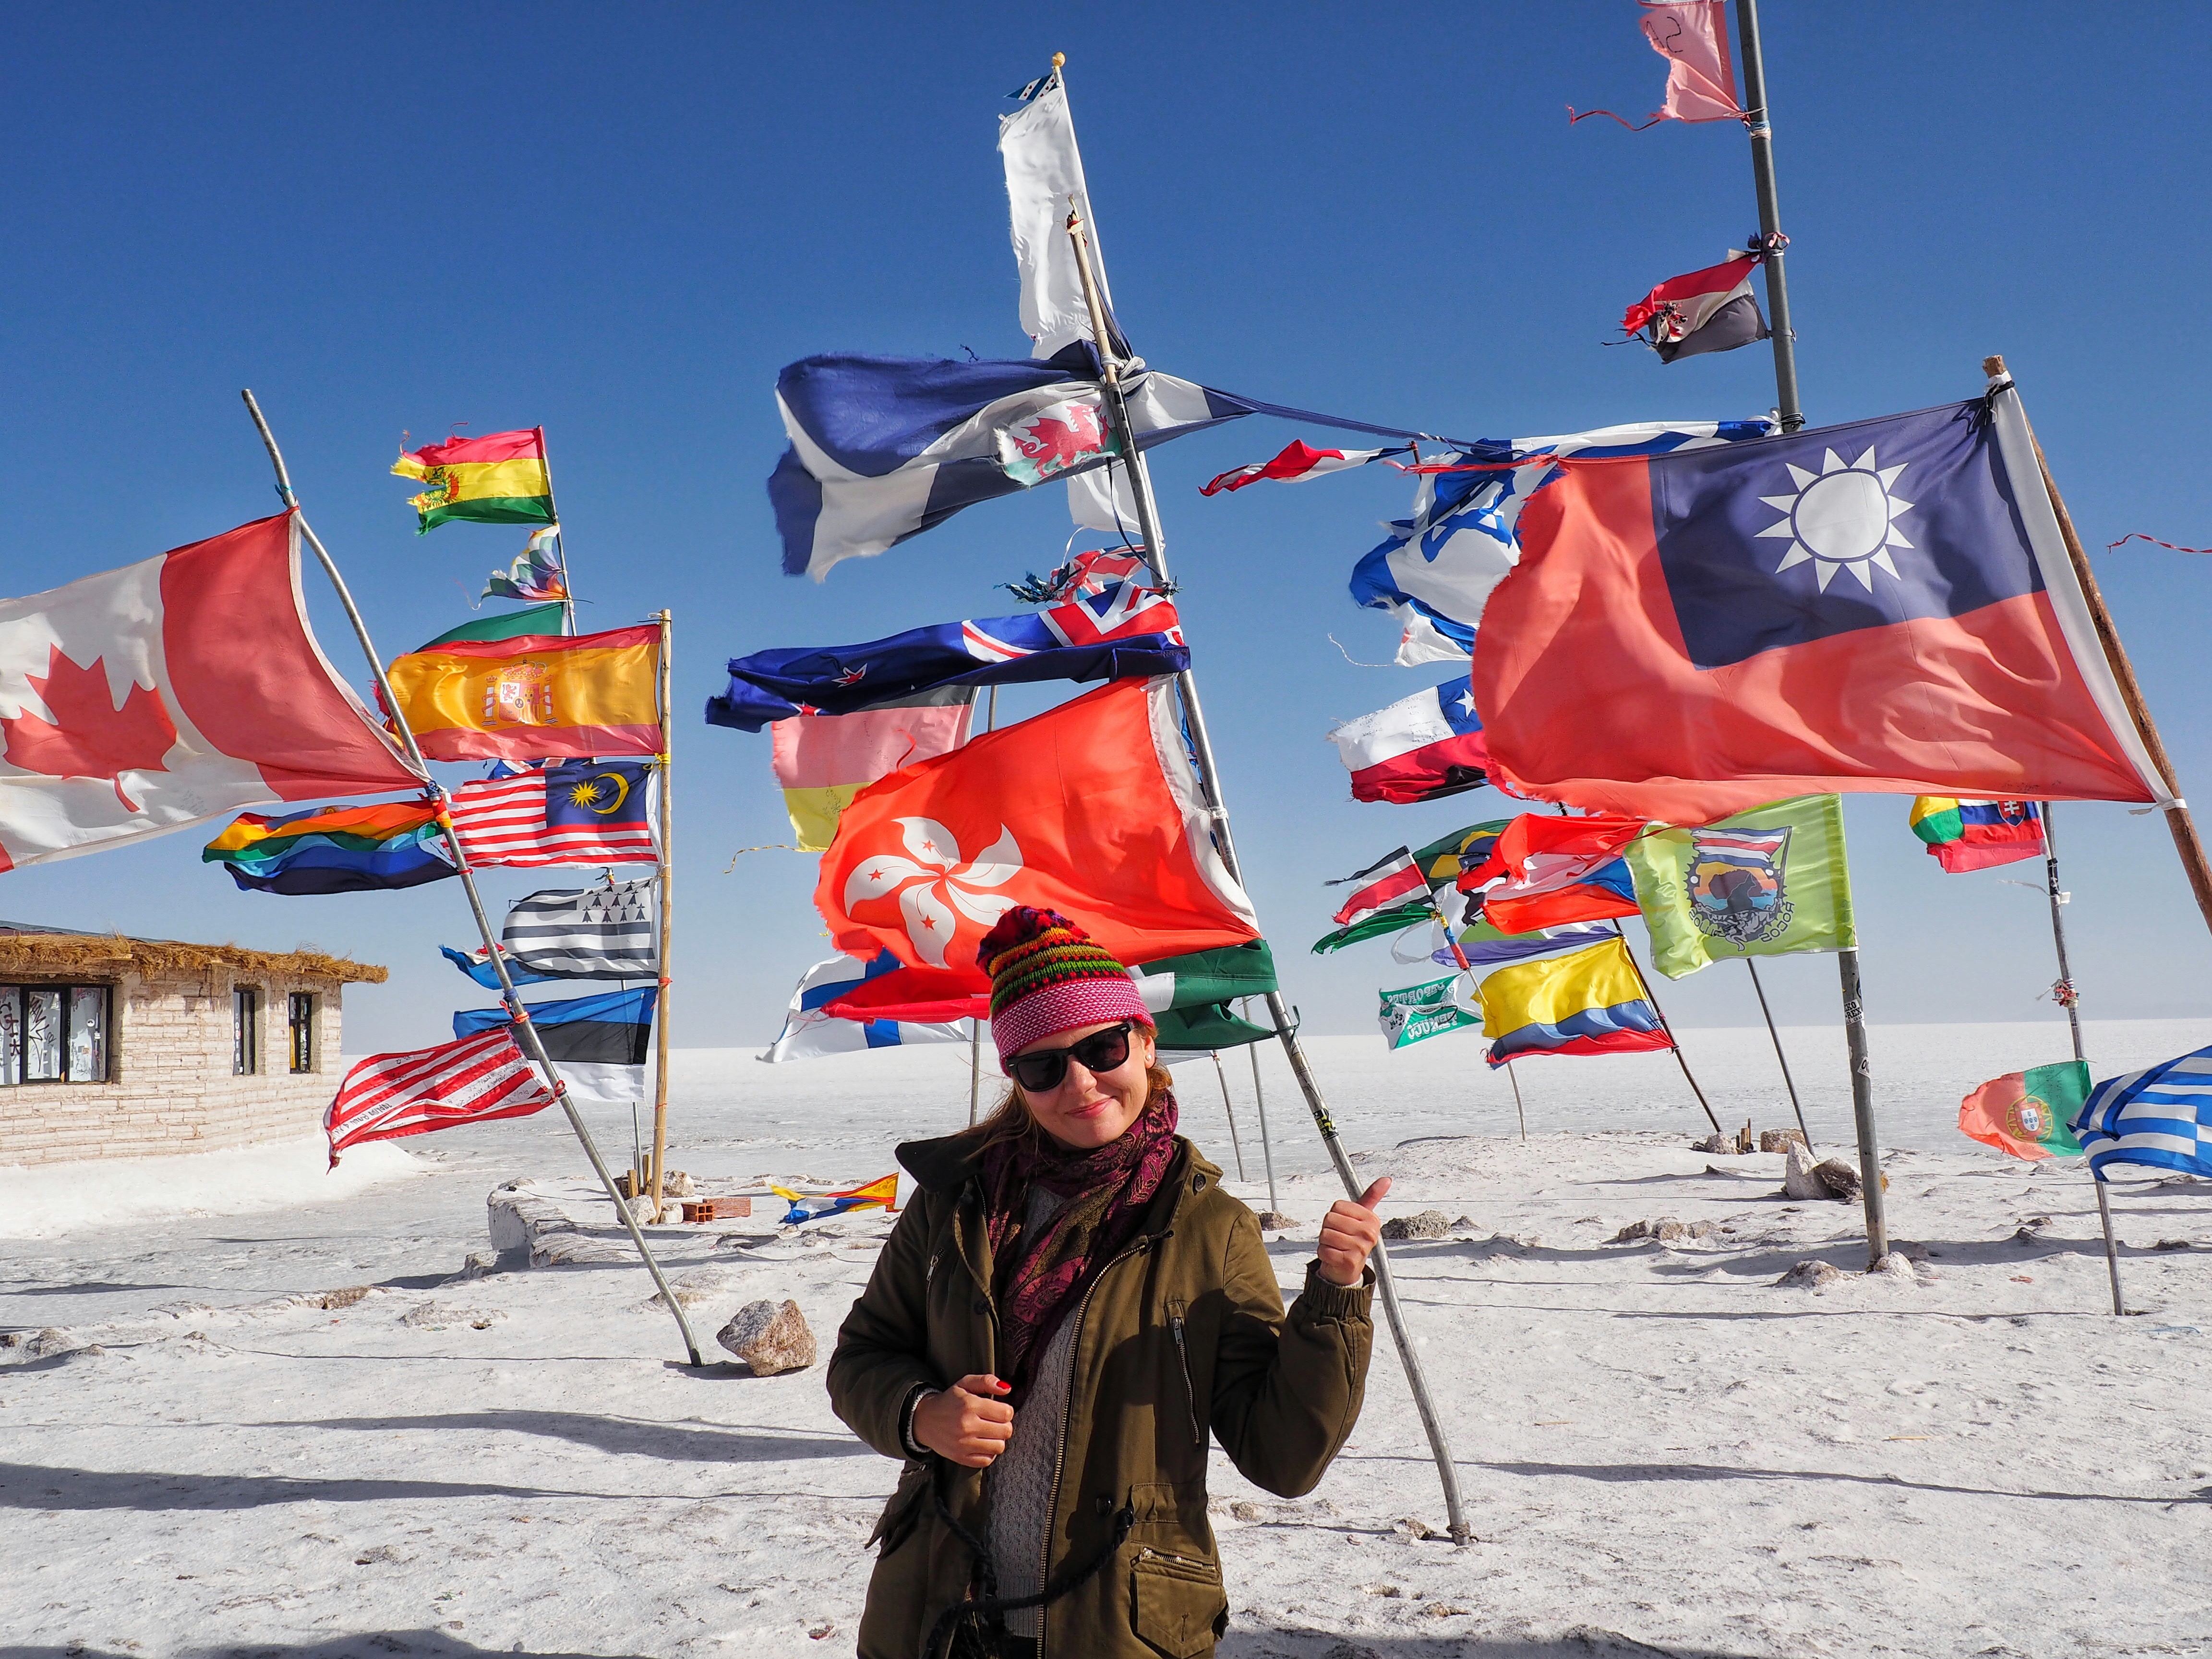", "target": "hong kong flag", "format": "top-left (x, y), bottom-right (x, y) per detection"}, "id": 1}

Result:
top-left (815, 675), bottom-right (1259, 1022)
top-left (1472, 385), bottom-right (2172, 823)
